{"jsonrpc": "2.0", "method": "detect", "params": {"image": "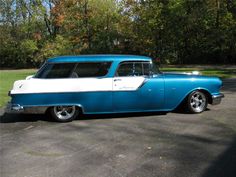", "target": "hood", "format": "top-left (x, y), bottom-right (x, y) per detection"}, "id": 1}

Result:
top-left (162, 72), bottom-right (211, 79)
top-left (162, 72), bottom-right (222, 86)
